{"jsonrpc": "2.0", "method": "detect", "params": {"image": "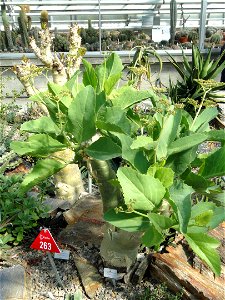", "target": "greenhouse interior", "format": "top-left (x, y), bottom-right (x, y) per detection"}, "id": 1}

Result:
top-left (0, 0), bottom-right (225, 53)
top-left (0, 1), bottom-right (225, 300)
